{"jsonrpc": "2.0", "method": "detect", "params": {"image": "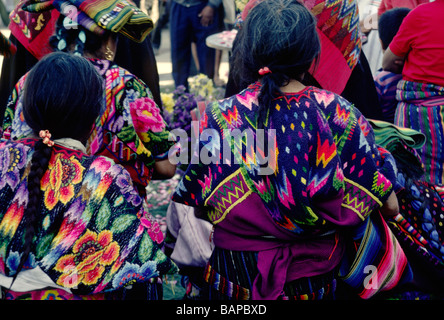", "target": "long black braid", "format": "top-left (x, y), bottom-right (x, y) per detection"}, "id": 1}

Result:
top-left (7, 52), bottom-right (104, 290)
top-left (11, 140), bottom-right (52, 284)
